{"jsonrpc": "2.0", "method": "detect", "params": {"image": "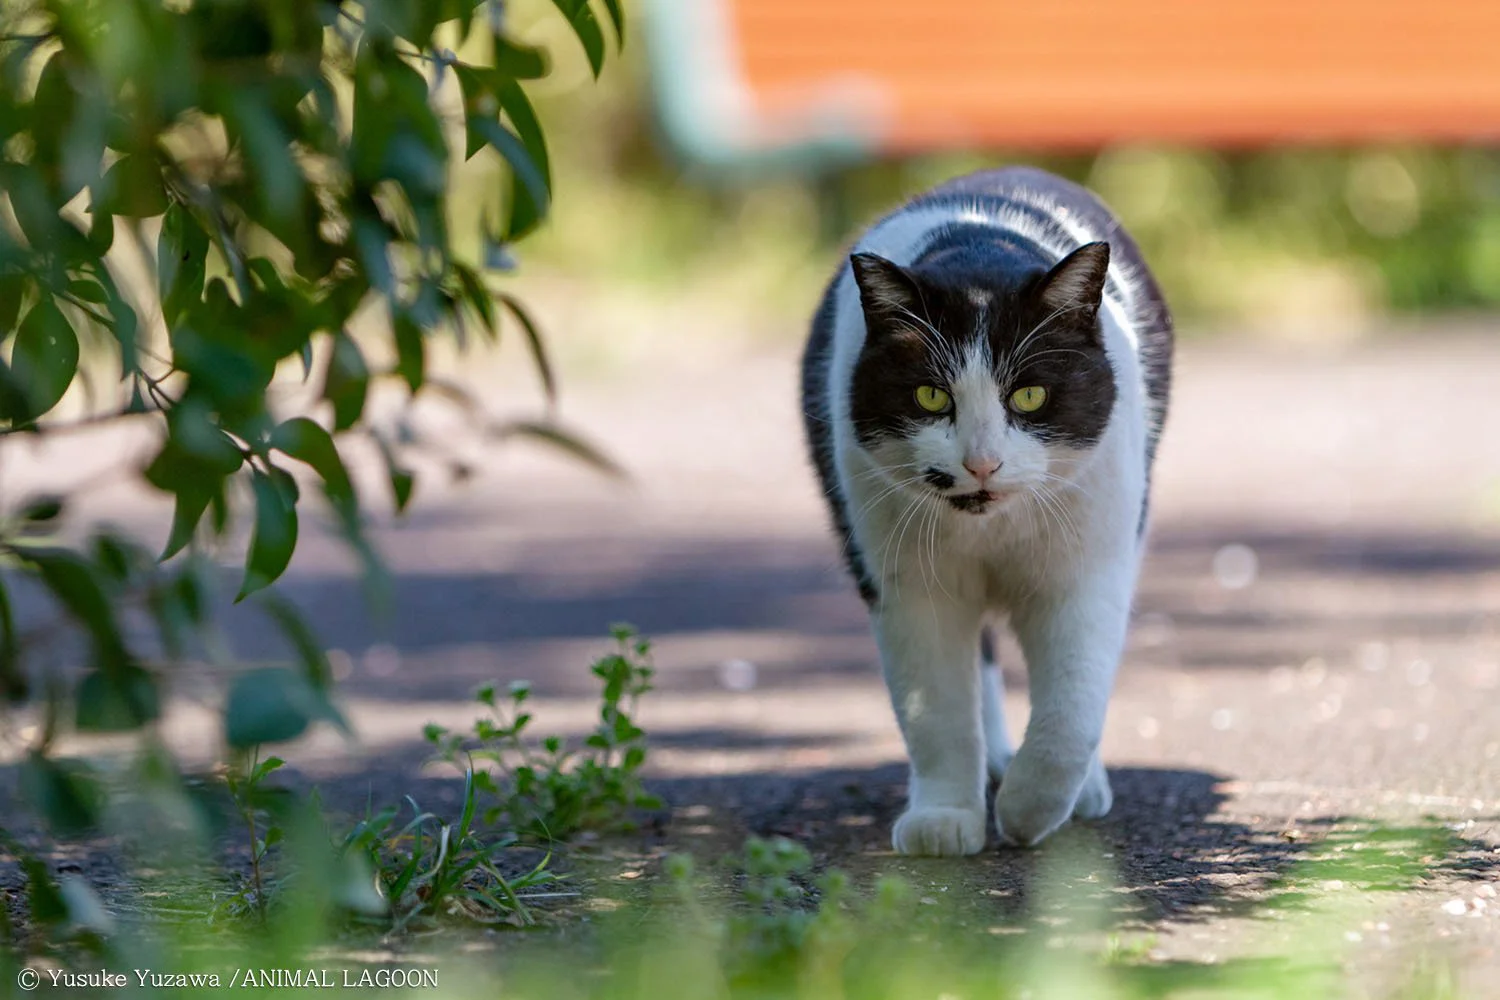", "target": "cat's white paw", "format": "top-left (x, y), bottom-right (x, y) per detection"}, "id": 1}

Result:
top-left (986, 750), bottom-right (1014, 783)
top-left (993, 784), bottom-right (1074, 847)
top-left (1072, 757), bottom-right (1113, 820)
top-left (892, 806), bottom-right (986, 856)
top-left (992, 752), bottom-right (1088, 847)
